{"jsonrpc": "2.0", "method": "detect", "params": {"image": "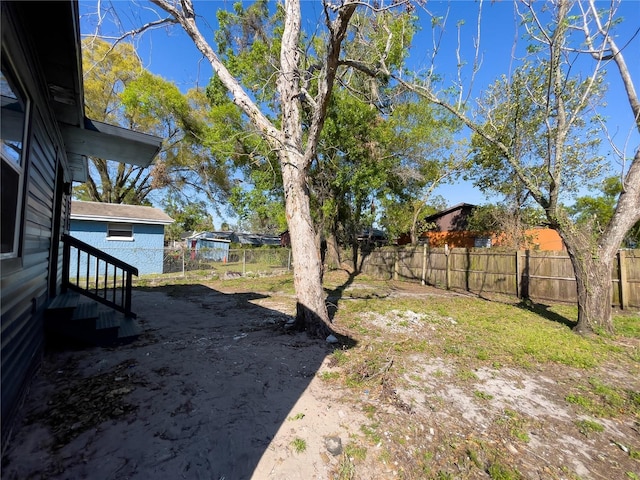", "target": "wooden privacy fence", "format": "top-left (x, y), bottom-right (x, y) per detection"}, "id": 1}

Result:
top-left (359, 246), bottom-right (640, 309)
